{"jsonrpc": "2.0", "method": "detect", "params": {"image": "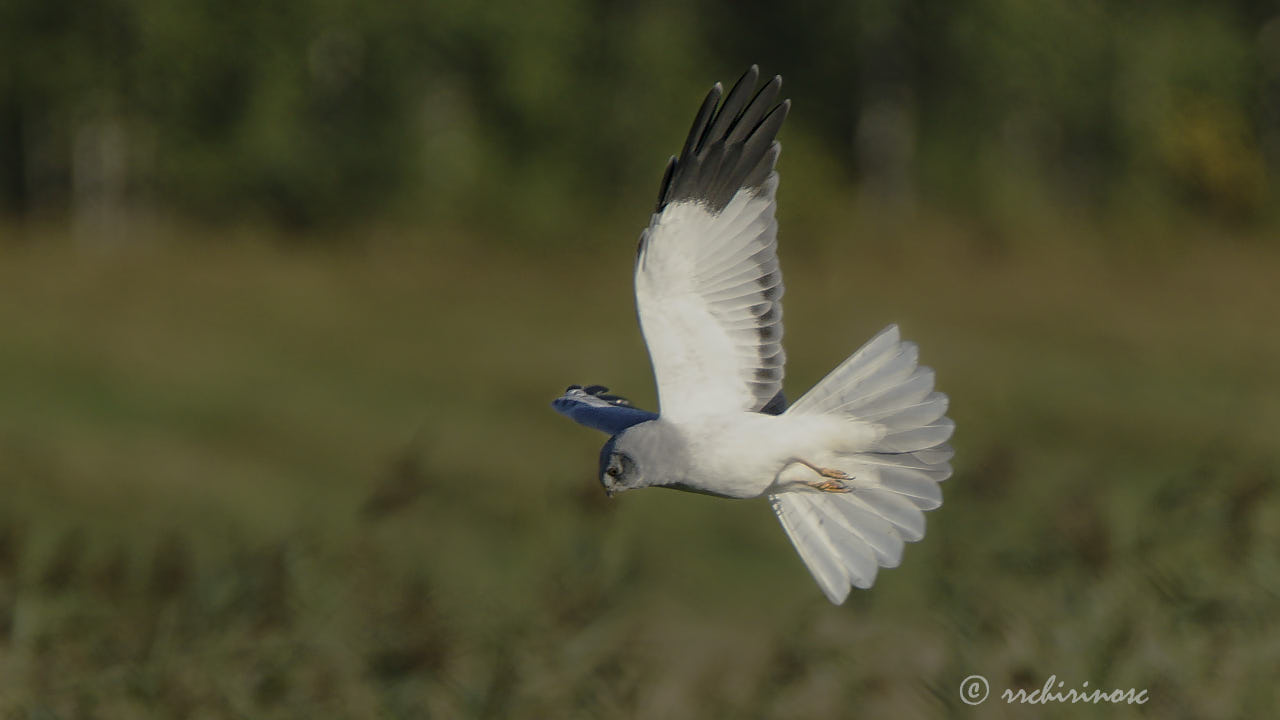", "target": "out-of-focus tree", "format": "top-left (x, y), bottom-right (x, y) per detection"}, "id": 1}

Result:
top-left (0, 0), bottom-right (1275, 237)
